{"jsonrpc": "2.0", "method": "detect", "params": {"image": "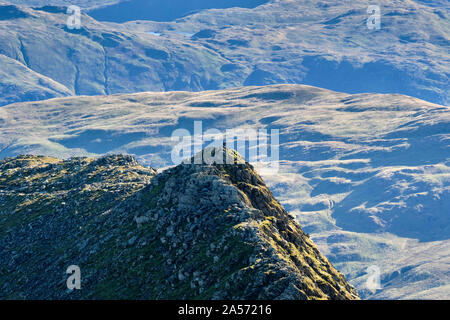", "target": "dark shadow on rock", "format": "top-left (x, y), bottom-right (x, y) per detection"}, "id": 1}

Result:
top-left (49, 129), bottom-right (148, 154)
top-left (0, 5), bottom-right (29, 20)
top-left (244, 69), bottom-right (283, 86)
top-left (88, 0), bottom-right (269, 23)
top-left (301, 55), bottom-right (442, 104)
